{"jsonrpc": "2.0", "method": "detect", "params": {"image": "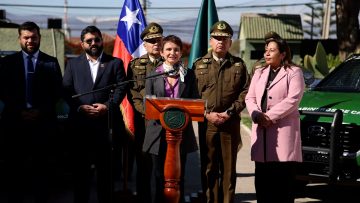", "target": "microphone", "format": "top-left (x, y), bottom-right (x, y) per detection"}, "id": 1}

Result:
top-left (166, 62), bottom-right (182, 76)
